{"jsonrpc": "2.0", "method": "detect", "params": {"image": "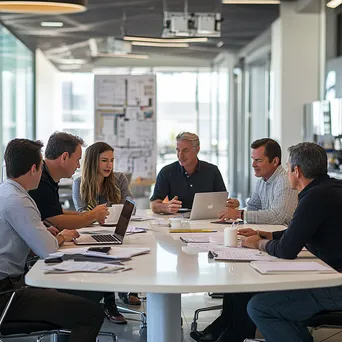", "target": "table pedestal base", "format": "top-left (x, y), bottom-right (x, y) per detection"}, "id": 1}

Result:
top-left (146, 293), bottom-right (181, 342)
